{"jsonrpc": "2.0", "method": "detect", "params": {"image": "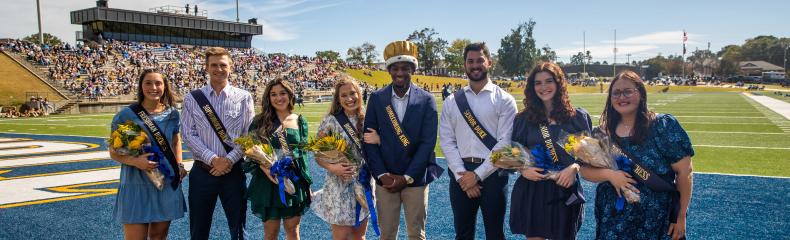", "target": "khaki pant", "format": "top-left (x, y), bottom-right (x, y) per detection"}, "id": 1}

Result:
top-left (375, 185), bottom-right (429, 240)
